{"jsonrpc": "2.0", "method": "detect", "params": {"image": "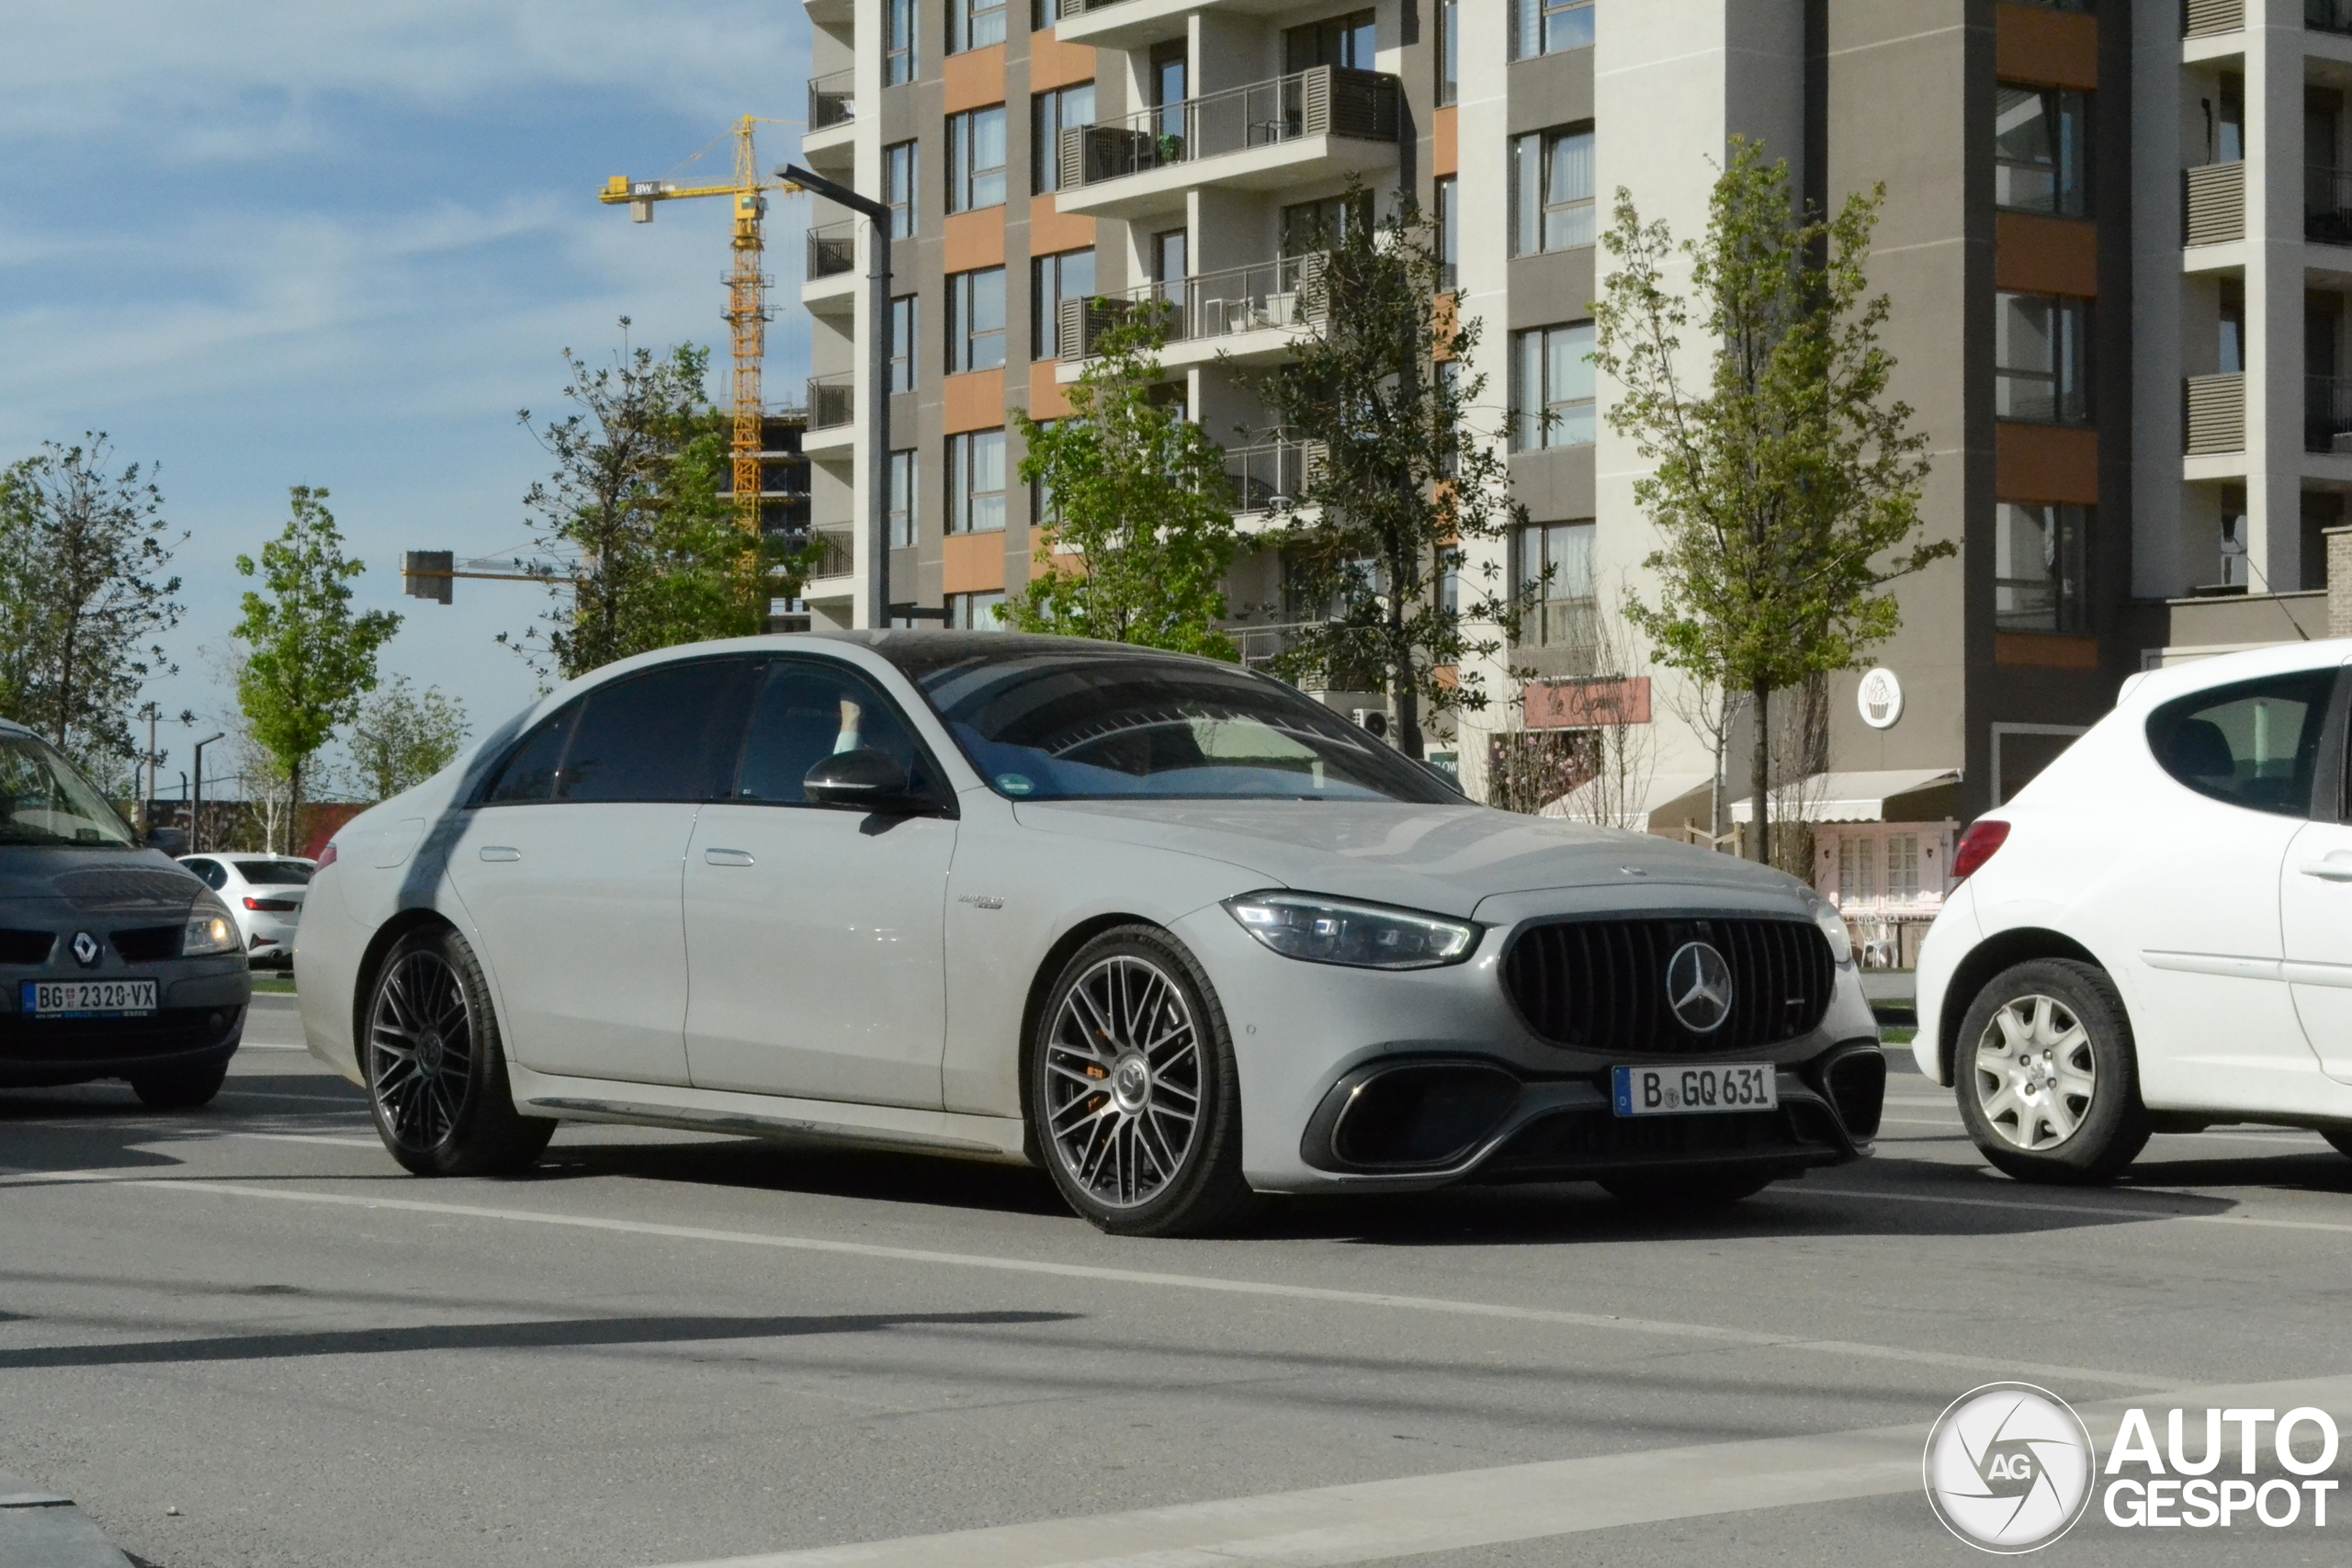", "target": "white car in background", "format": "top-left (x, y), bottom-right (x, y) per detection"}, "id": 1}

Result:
top-left (178, 853), bottom-right (314, 967)
top-left (296, 633), bottom-right (1883, 1236)
top-left (1917, 638), bottom-right (2352, 1180)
